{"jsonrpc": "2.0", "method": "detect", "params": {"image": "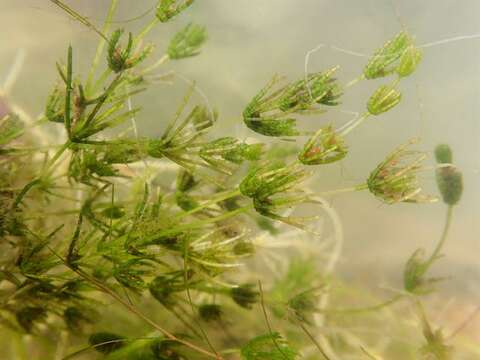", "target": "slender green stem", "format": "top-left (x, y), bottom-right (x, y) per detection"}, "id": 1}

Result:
top-left (339, 112), bottom-right (371, 136)
top-left (316, 183), bottom-right (368, 197)
top-left (344, 74), bottom-right (365, 89)
top-left (425, 205), bottom-right (454, 269)
top-left (48, 0), bottom-right (108, 40)
top-left (85, 0), bottom-right (119, 93)
top-left (297, 321), bottom-right (331, 360)
top-left (258, 281), bottom-right (290, 360)
top-left (64, 46), bottom-right (73, 136)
